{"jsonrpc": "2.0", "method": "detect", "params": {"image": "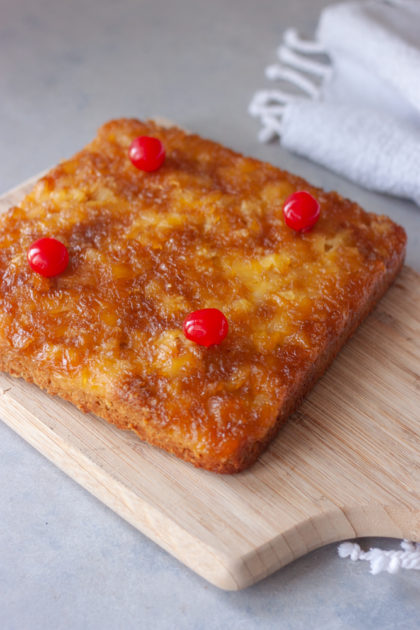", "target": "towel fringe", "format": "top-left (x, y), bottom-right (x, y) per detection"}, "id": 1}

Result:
top-left (283, 27), bottom-right (326, 54)
top-left (338, 540), bottom-right (420, 575)
top-left (265, 65), bottom-right (321, 98)
top-left (277, 45), bottom-right (331, 78)
top-left (249, 29), bottom-right (331, 142)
